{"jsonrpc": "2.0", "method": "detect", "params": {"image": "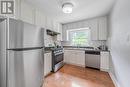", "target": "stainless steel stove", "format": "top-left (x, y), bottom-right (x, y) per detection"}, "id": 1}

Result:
top-left (52, 48), bottom-right (64, 72)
